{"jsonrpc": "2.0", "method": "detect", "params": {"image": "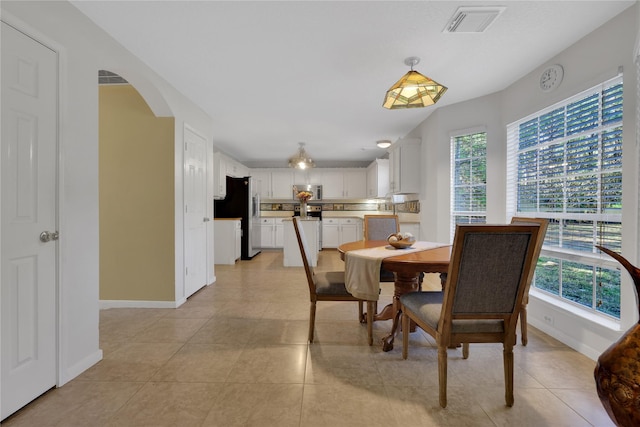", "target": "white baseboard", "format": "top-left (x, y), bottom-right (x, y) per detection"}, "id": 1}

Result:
top-left (58, 349), bottom-right (103, 386)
